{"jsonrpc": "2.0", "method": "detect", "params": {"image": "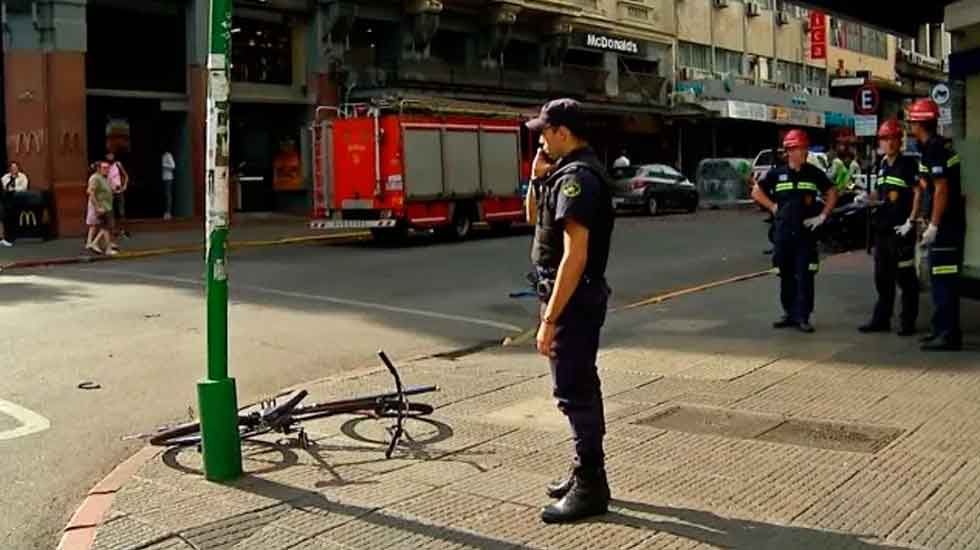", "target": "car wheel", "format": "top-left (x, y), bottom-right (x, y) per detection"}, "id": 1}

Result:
top-left (687, 196), bottom-right (699, 213)
top-left (646, 196), bottom-right (659, 217)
